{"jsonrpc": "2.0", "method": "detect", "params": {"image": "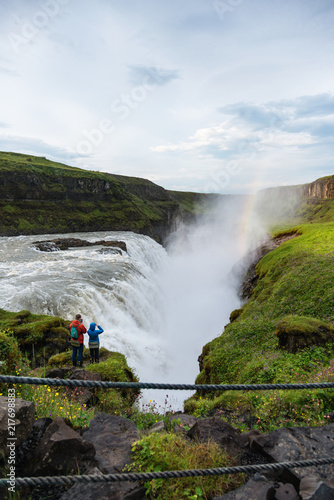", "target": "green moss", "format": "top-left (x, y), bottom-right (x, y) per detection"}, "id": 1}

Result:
top-left (229, 307), bottom-right (244, 322)
top-left (0, 309), bottom-right (70, 366)
top-left (0, 330), bottom-right (22, 375)
top-left (276, 315), bottom-right (334, 353)
top-left (86, 353), bottom-right (139, 408)
top-left (129, 433), bottom-right (244, 499)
